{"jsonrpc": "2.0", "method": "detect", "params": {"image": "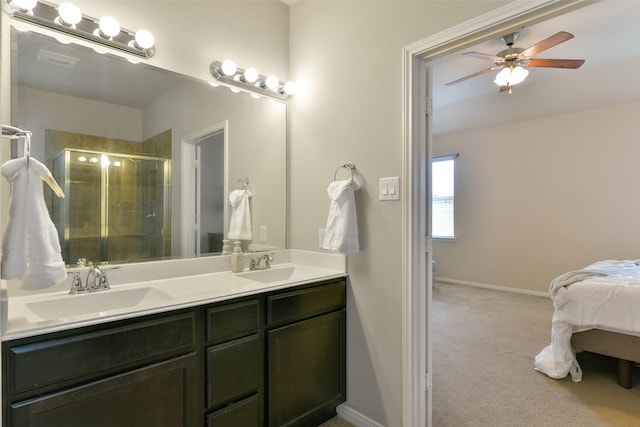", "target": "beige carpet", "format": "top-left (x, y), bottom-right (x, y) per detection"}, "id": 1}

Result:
top-left (433, 281), bottom-right (640, 426)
